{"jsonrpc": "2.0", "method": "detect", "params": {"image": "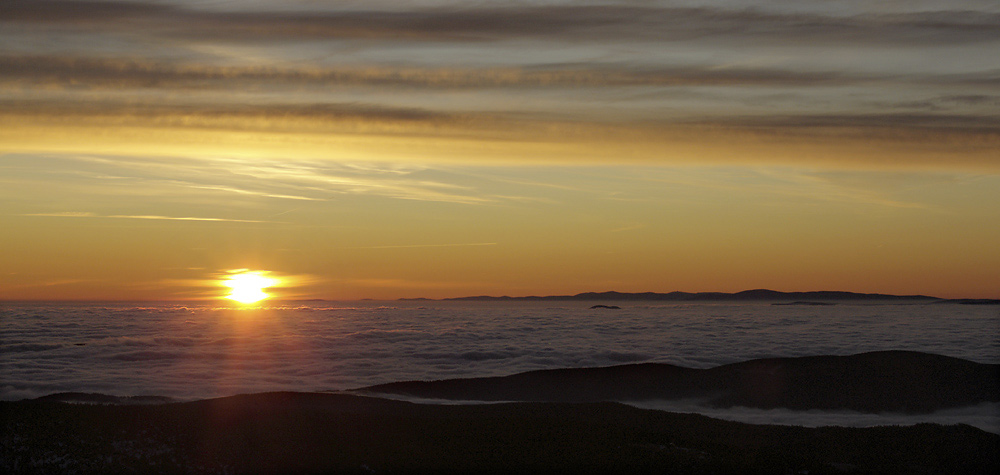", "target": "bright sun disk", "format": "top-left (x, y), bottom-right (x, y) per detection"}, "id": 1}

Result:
top-left (223, 271), bottom-right (277, 304)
